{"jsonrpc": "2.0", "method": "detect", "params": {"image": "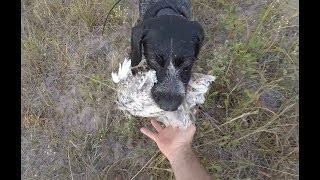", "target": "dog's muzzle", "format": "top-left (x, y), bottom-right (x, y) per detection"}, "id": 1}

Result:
top-left (152, 80), bottom-right (186, 111)
top-left (151, 62), bottom-right (186, 111)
